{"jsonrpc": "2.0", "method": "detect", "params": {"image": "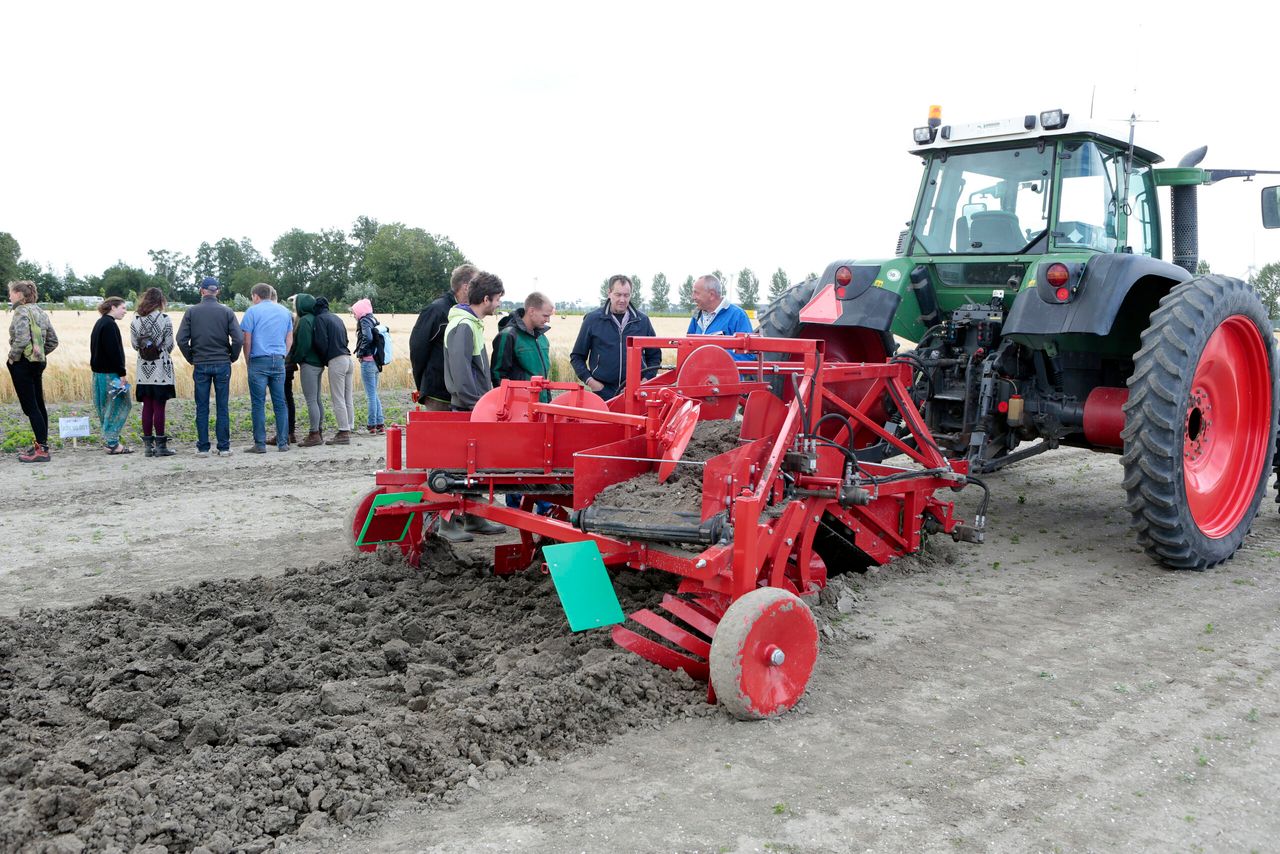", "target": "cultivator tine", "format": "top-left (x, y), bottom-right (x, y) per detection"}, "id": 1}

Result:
top-left (611, 626), bottom-right (709, 681)
top-left (628, 609), bottom-right (711, 659)
top-left (610, 592), bottom-right (730, 683)
top-left (658, 594), bottom-right (721, 638)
